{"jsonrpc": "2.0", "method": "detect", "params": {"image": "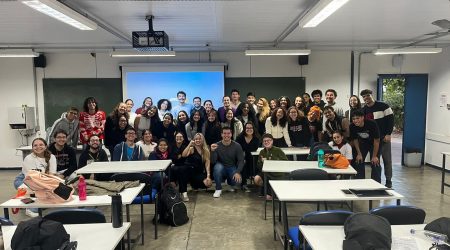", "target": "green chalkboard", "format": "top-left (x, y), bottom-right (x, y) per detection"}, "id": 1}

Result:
top-left (225, 77), bottom-right (306, 102)
top-left (43, 78), bottom-right (122, 128)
